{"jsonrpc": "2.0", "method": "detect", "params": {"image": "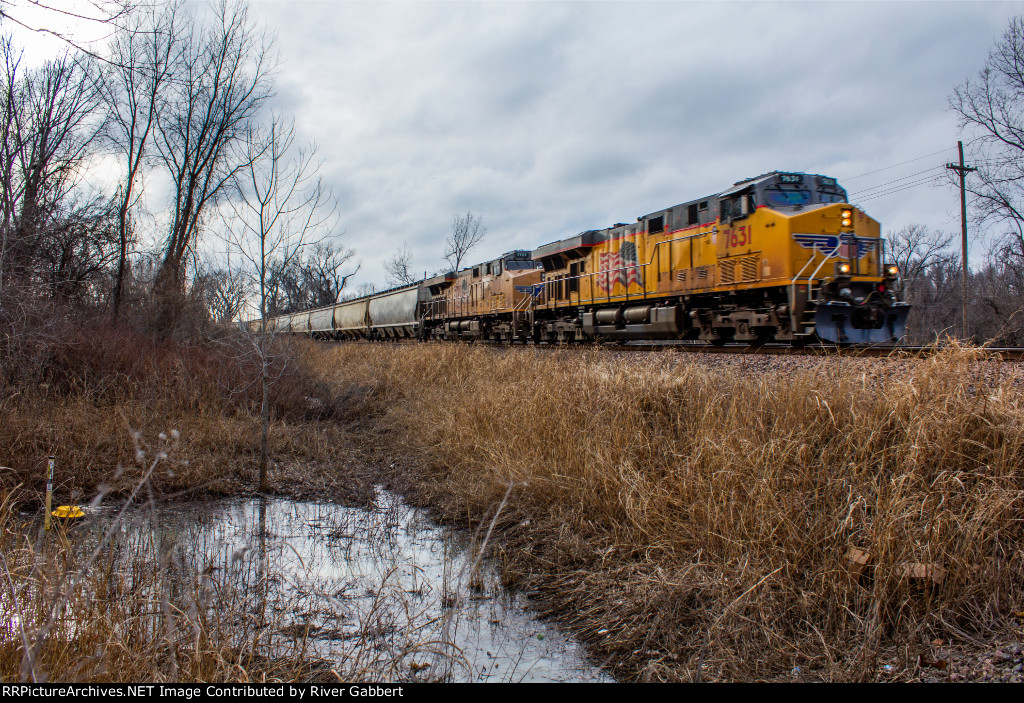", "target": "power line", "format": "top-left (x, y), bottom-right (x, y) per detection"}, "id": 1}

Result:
top-left (852, 173), bottom-right (948, 203)
top-left (848, 165), bottom-right (947, 198)
top-left (854, 174), bottom-right (947, 201)
top-left (841, 148), bottom-right (958, 182)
